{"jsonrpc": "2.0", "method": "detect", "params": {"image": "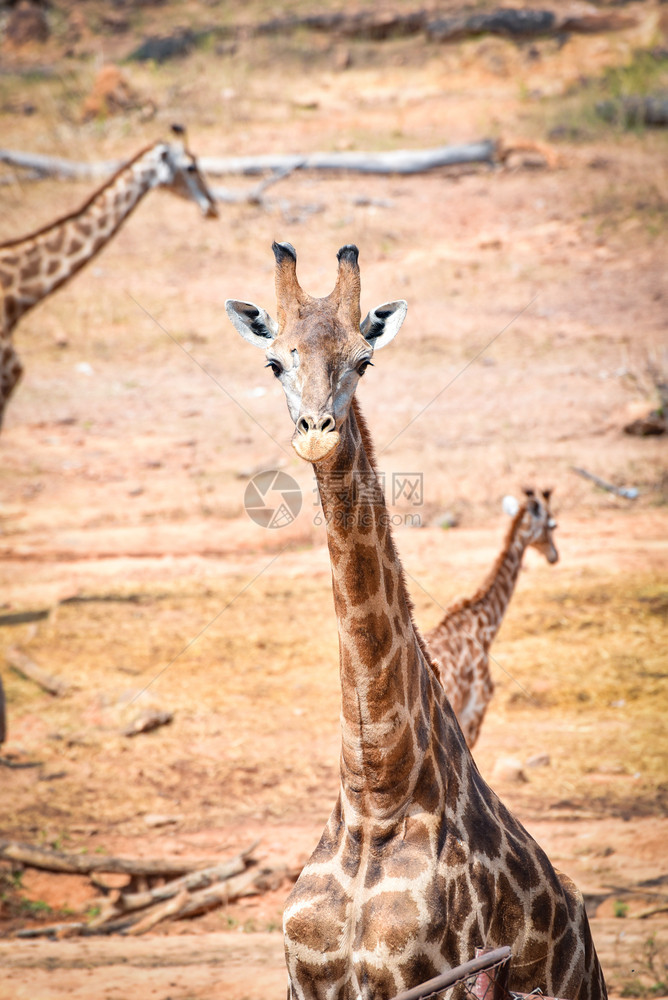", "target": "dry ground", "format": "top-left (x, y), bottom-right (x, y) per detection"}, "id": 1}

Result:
top-left (1, 2), bottom-right (667, 998)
